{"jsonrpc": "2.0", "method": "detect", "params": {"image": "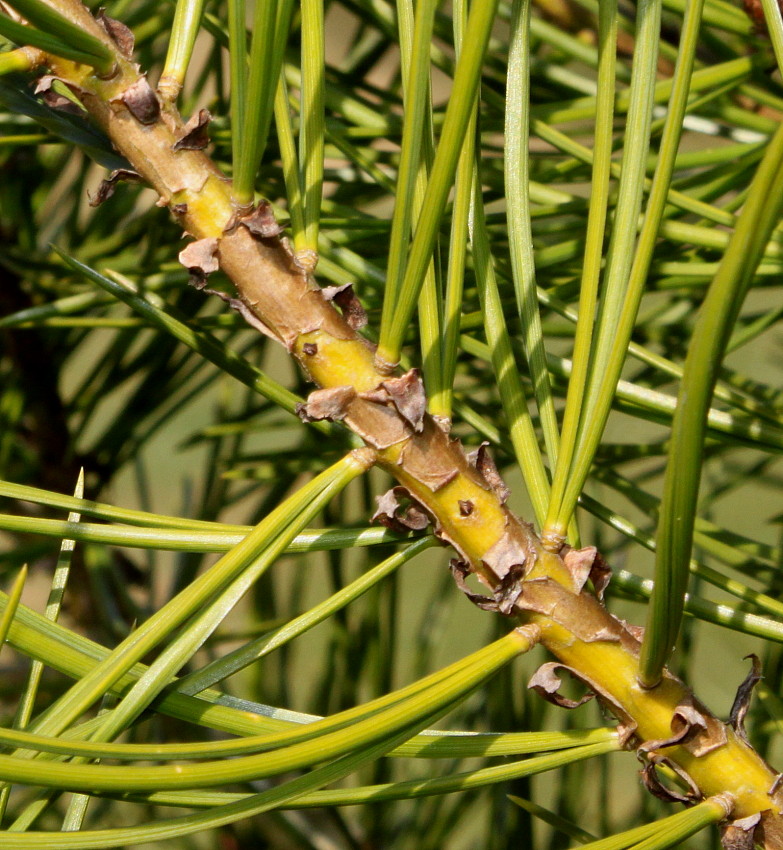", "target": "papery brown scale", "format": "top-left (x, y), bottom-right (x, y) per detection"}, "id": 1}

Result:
top-left (96, 10), bottom-right (134, 56)
top-left (381, 370), bottom-right (427, 432)
top-left (322, 283), bottom-right (368, 331)
top-left (240, 200), bottom-right (284, 238)
top-left (178, 237), bottom-right (219, 284)
top-left (88, 168), bottom-right (142, 206)
top-left (730, 655), bottom-right (763, 745)
top-left (116, 76), bottom-right (160, 124)
top-left (296, 386), bottom-right (357, 423)
top-left (528, 662), bottom-right (594, 709)
top-left (173, 109), bottom-right (212, 152)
